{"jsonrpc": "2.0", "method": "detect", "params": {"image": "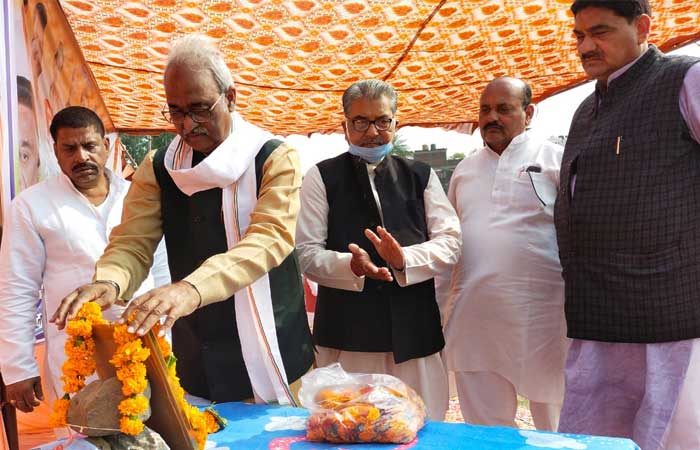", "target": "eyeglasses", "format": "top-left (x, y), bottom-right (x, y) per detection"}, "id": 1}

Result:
top-left (347, 117), bottom-right (395, 132)
top-left (161, 93), bottom-right (225, 124)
